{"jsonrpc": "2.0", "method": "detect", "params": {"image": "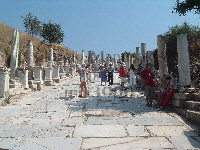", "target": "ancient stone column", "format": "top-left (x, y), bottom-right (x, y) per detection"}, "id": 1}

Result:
top-left (10, 29), bottom-right (19, 78)
top-left (48, 48), bottom-right (54, 67)
top-left (101, 51), bottom-right (104, 62)
top-left (44, 67), bottom-right (53, 86)
top-left (0, 67), bottom-right (10, 98)
top-left (124, 54), bottom-right (128, 70)
top-left (141, 43), bottom-right (146, 67)
top-left (136, 47), bottom-right (140, 66)
top-left (177, 34), bottom-right (191, 86)
top-left (157, 35), bottom-right (168, 80)
top-left (52, 65), bottom-right (60, 83)
top-left (27, 40), bottom-right (34, 68)
top-left (82, 50), bottom-right (85, 63)
top-left (128, 54), bottom-right (131, 68)
top-left (146, 51), bottom-right (154, 65)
